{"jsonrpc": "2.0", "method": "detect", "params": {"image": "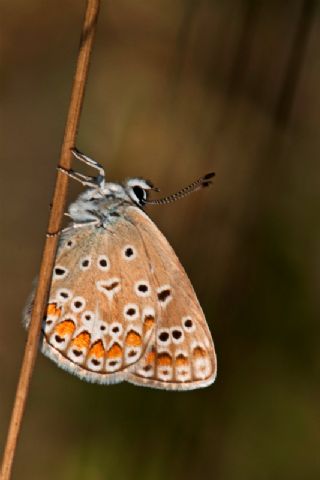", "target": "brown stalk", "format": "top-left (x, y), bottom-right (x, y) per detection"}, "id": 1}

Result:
top-left (0, 1), bottom-right (100, 479)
